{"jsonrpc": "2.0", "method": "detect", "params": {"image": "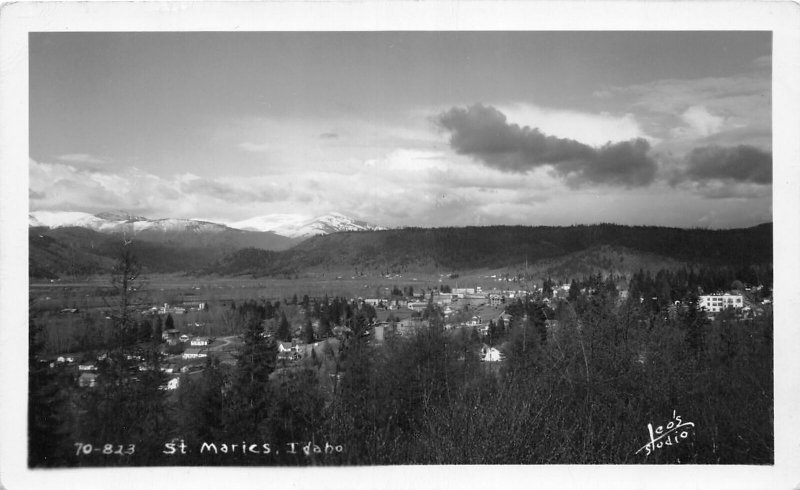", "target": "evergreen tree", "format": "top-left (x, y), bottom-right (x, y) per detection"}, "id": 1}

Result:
top-left (28, 310), bottom-right (72, 467)
top-left (303, 318), bottom-right (315, 344)
top-left (319, 315), bottom-right (332, 338)
top-left (77, 246), bottom-right (173, 464)
top-left (223, 313), bottom-right (277, 439)
top-left (277, 311), bottom-right (291, 342)
top-left (568, 279), bottom-right (581, 302)
top-left (153, 315), bottom-right (163, 343)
